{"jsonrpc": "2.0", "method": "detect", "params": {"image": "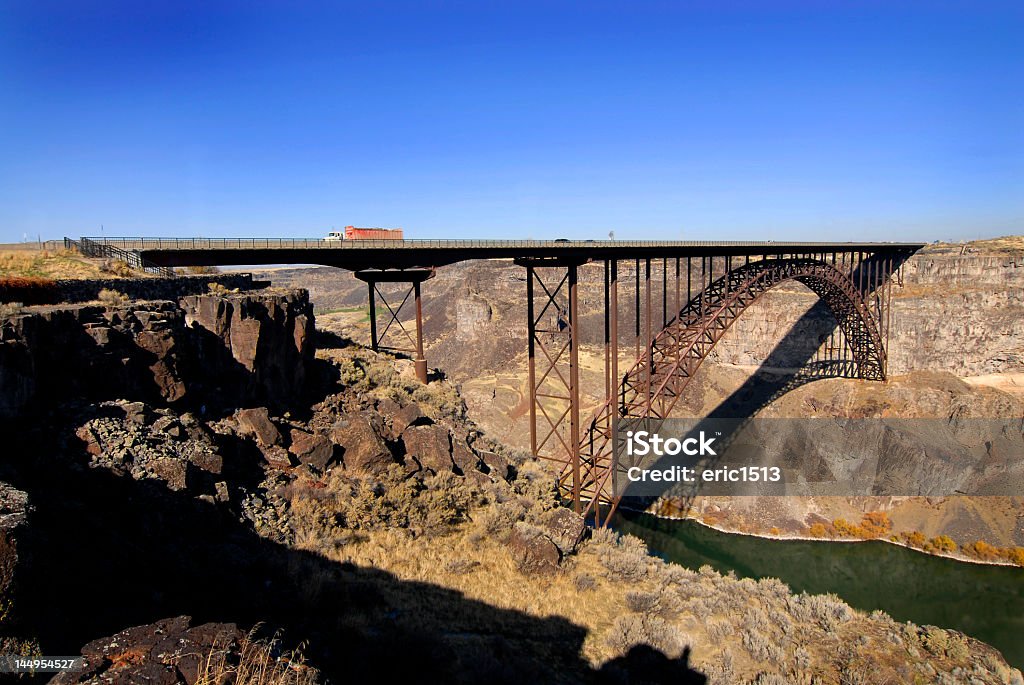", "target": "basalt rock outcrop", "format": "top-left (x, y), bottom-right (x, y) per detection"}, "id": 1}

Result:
top-left (50, 616), bottom-right (247, 685)
top-left (180, 291), bottom-right (314, 409)
top-left (0, 289), bottom-right (315, 419)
